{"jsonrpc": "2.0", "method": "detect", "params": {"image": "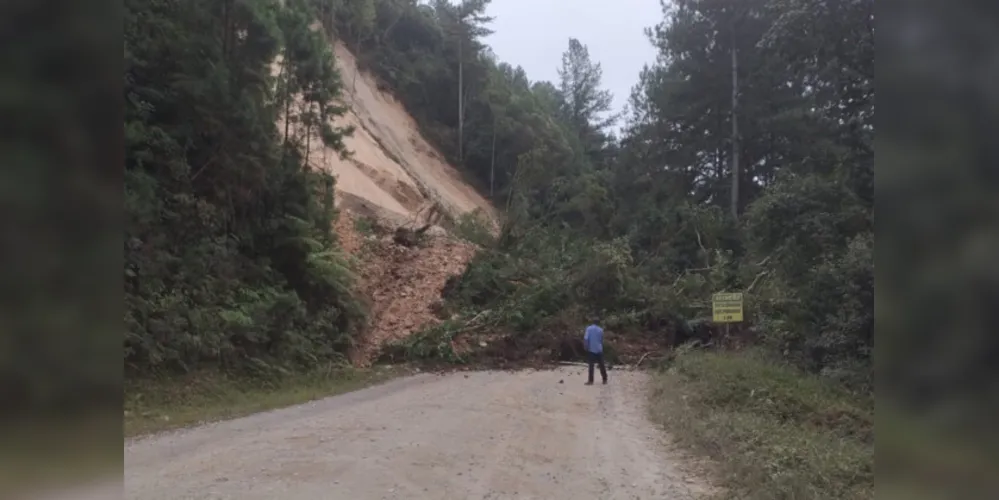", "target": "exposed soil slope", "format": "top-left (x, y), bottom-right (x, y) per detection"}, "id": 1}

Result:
top-left (124, 368), bottom-right (714, 499)
top-left (312, 43), bottom-right (496, 226)
top-left (291, 41), bottom-right (497, 361)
